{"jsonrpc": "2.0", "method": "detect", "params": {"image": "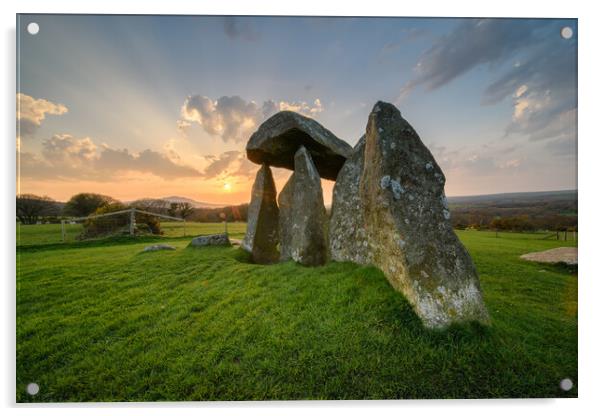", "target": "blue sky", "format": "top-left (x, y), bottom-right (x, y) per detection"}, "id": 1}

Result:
top-left (17, 15), bottom-right (577, 204)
